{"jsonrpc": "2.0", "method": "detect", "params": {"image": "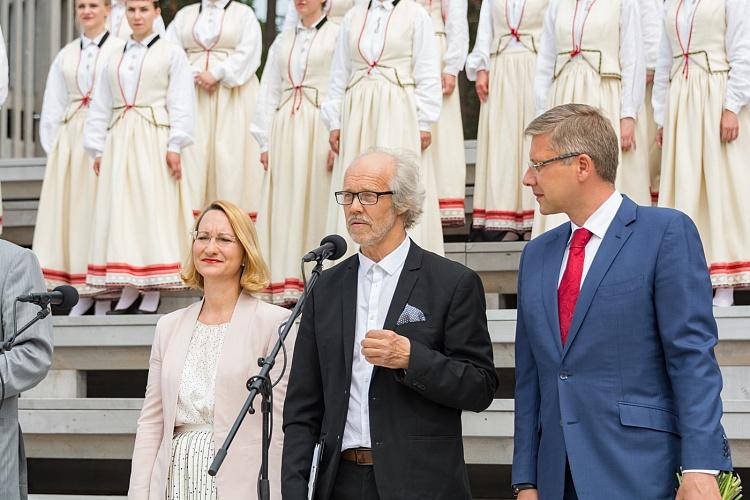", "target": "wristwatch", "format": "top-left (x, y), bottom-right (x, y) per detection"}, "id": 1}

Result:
top-left (512, 483), bottom-right (536, 497)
